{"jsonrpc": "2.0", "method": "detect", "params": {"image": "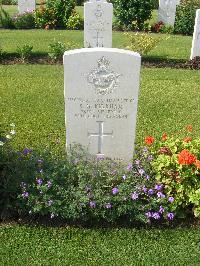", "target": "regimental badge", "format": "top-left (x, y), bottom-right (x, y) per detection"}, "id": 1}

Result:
top-left (87, 57), bottom-right (121, 95)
